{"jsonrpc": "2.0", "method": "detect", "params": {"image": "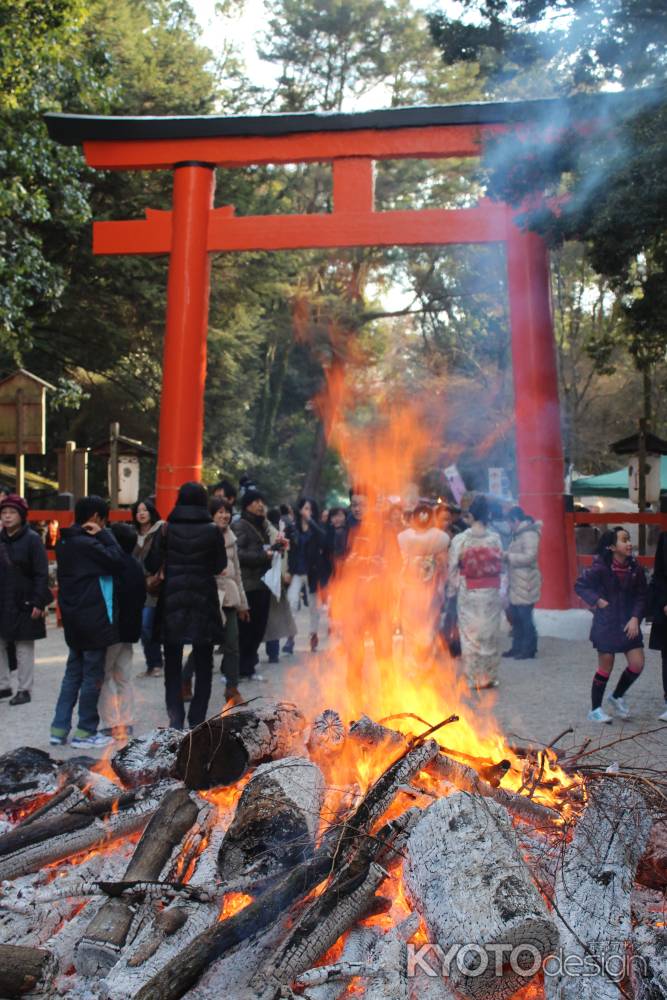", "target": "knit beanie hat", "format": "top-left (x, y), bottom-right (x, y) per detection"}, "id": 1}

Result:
top-left (241, 488), bottom-right (266, 510)
top-left (0, 494), bottom-right (28, 522)
top-left (176, 481), bottom-right (209, 508)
